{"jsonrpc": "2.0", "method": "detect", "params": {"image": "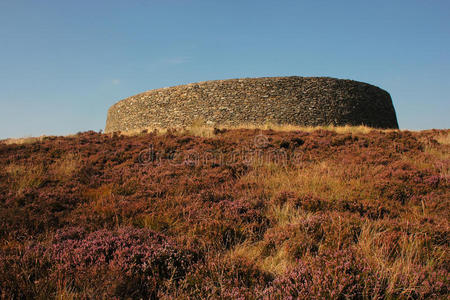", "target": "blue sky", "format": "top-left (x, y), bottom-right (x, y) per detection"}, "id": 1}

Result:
top-left (0, 0), bottom-right (449, 138)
